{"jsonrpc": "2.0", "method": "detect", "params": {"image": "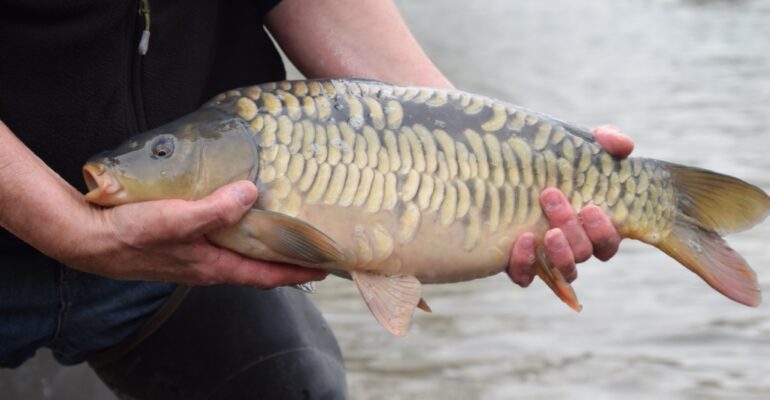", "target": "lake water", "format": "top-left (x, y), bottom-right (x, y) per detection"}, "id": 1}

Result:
top-left (313, 0), bottom-right (770, 399)
top-left (2, 0), bottom-right (769, 399)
